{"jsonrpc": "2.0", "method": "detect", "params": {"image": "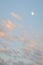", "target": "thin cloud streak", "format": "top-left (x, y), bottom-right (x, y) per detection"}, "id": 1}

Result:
top-left (10, 12), bottom-right (22, 20)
